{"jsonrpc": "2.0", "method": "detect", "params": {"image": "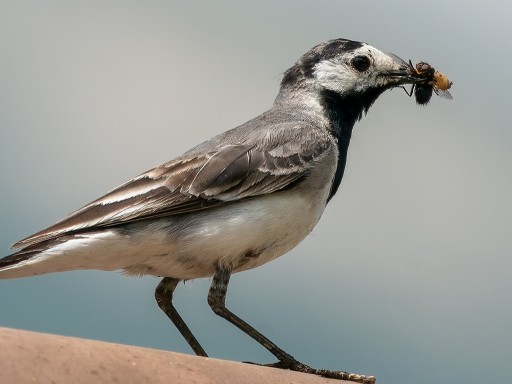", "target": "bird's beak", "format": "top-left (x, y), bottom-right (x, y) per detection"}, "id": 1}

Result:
top-left (382, 52), bottom-right (420, 86)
